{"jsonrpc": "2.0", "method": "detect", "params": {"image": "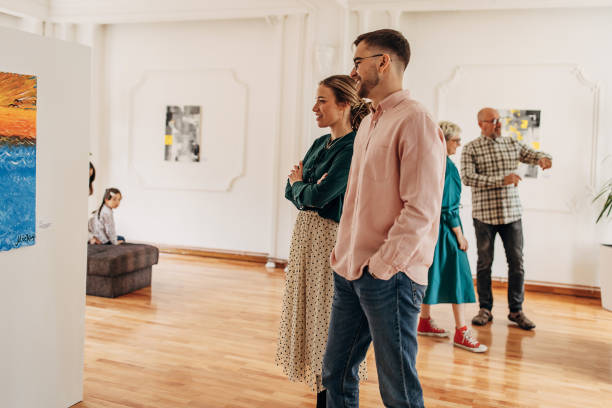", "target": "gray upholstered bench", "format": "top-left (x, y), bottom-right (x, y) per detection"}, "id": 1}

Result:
top-left (87, 243), bottom-right (159, 298)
